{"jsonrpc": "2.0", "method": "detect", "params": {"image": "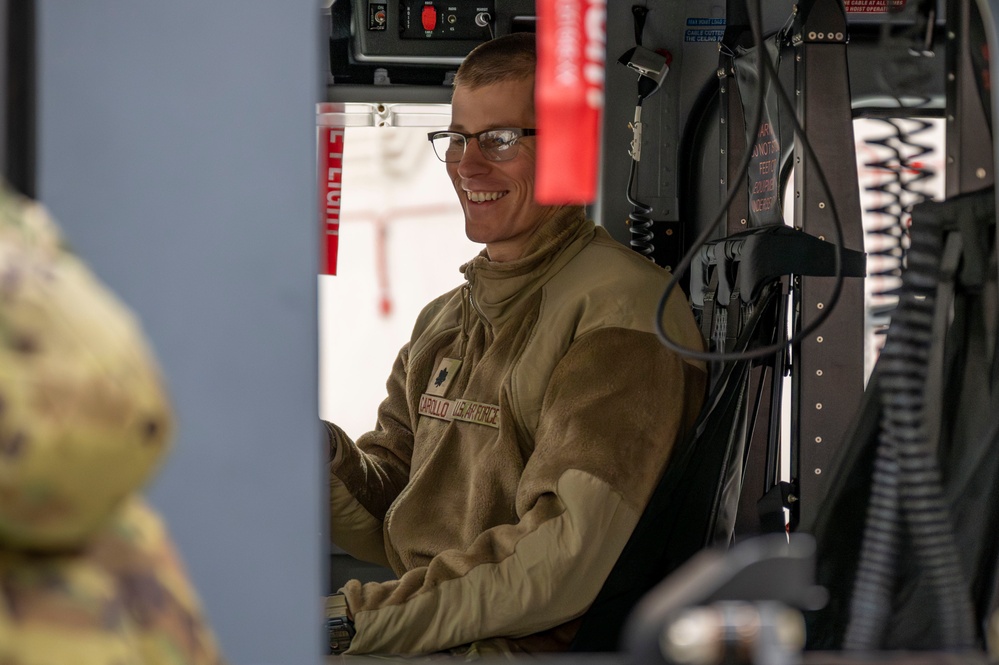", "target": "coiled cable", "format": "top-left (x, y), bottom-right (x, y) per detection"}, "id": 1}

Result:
top-left (623, 5), bottom-right (663, 259)
top-left (627, 101), bottom-right (655, 258)
top-left (844, 213), bottom-right (977, 650)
